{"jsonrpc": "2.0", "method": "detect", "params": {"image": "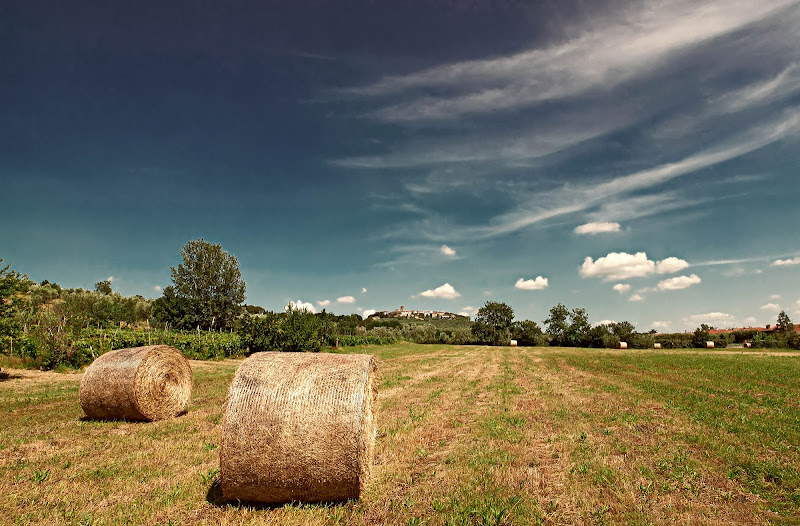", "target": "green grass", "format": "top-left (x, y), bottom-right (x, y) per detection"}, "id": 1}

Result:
top-left (1, 343), bottom-right (799, 524)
